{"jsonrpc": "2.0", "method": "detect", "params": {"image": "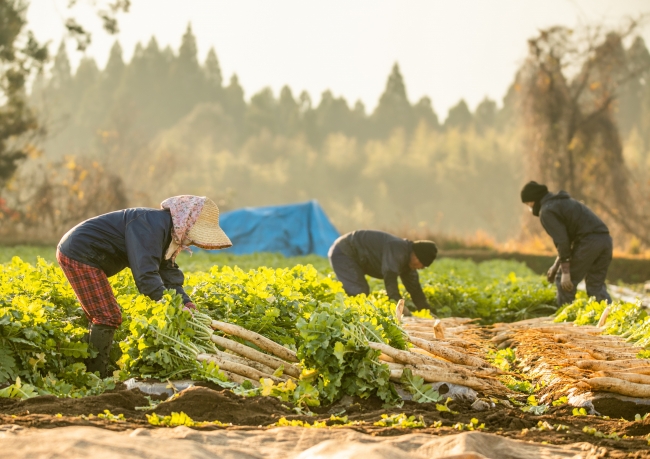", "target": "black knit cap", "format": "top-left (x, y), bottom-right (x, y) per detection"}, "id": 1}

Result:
top-left (520, 181), bottom-right (549, 203)
top-left (412, 241), bottom-right (438, 267)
